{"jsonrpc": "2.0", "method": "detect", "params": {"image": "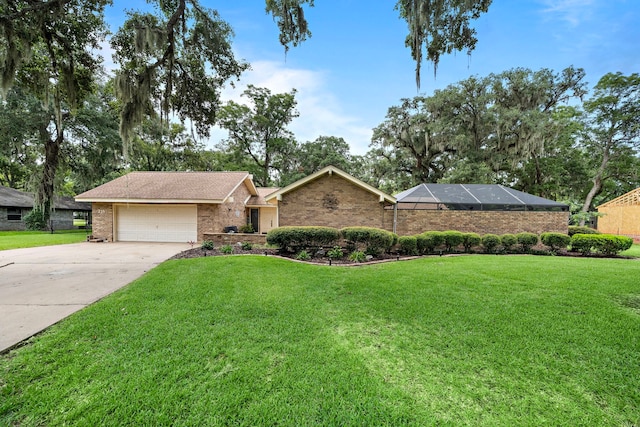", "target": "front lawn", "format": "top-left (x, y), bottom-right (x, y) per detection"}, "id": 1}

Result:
top-left (621, 243), bottom-right (640, 258)
top-left (0, 229), bottom-right (90, 251)
top-left (1, 256), bottom-right (639, 425)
